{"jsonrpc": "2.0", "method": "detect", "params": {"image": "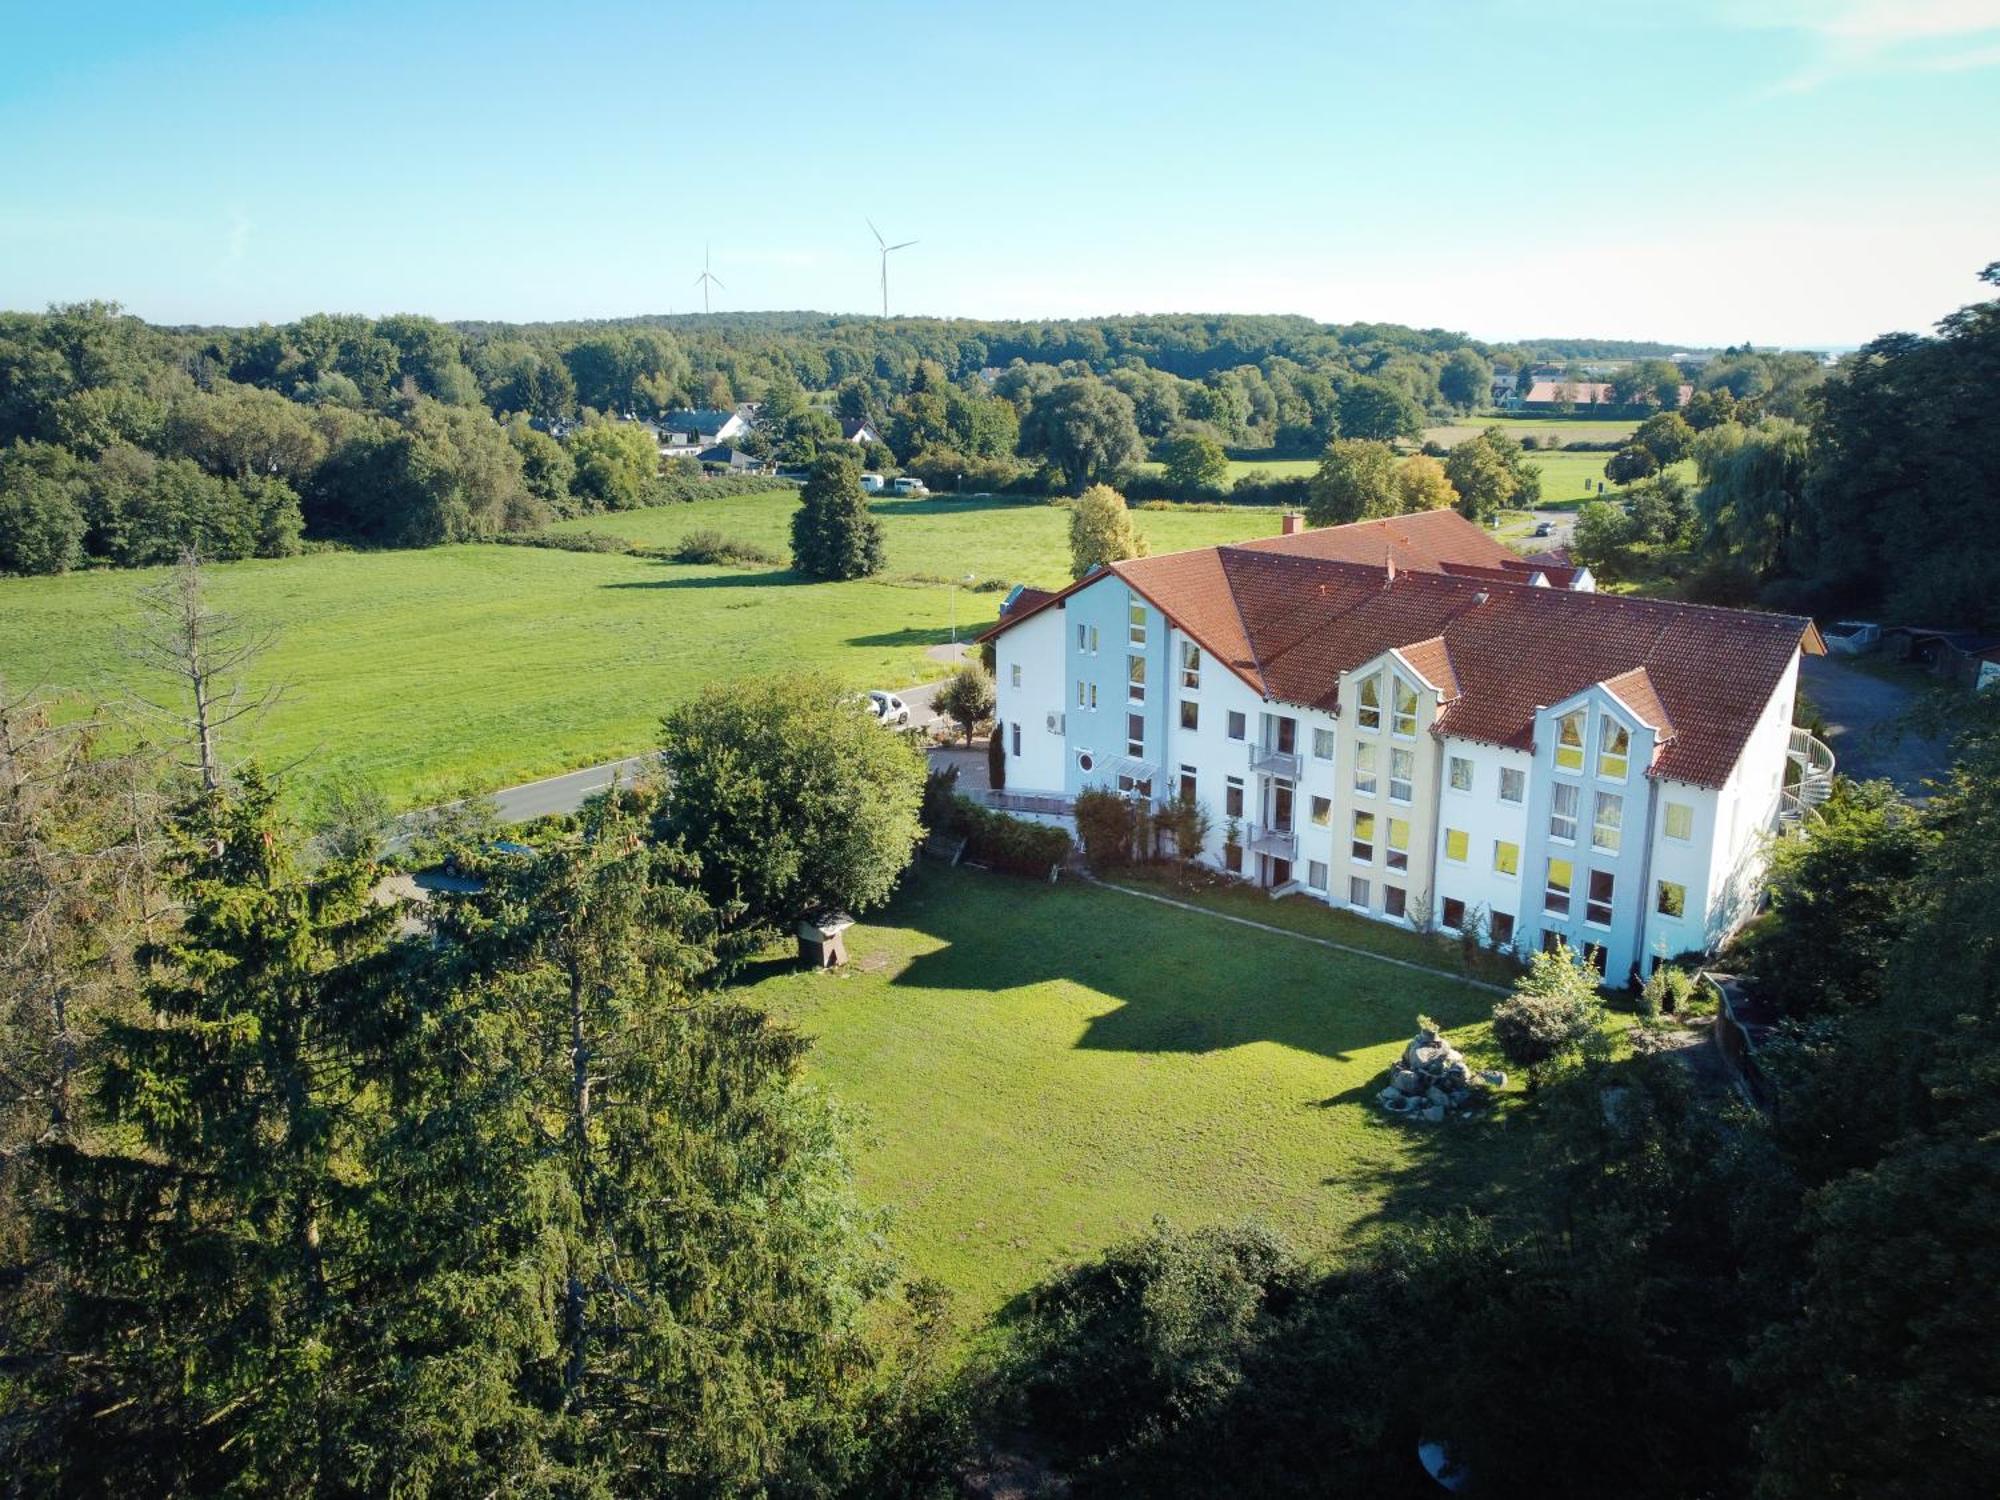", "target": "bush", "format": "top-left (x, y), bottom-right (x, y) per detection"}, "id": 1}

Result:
top-left (1074, 786), bottom-right (1146, 868)
top-left (919, 765), bottom-right (960, 831)
top-left (494, 529), bottom-right (630, 554)
top-left (944, 794), bottom-right (1070, 877)
top-left (987, 728), bottom-right (1006, 790)
top-left (1641, 964), bottom-right (1699, 1019)
top-left (1491, 943), bottom-right (1604, 1088)
top-left (670, 528), bottom-right (782, 566)
top-left (1011, 1220), bottom-right (1308, 1468)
